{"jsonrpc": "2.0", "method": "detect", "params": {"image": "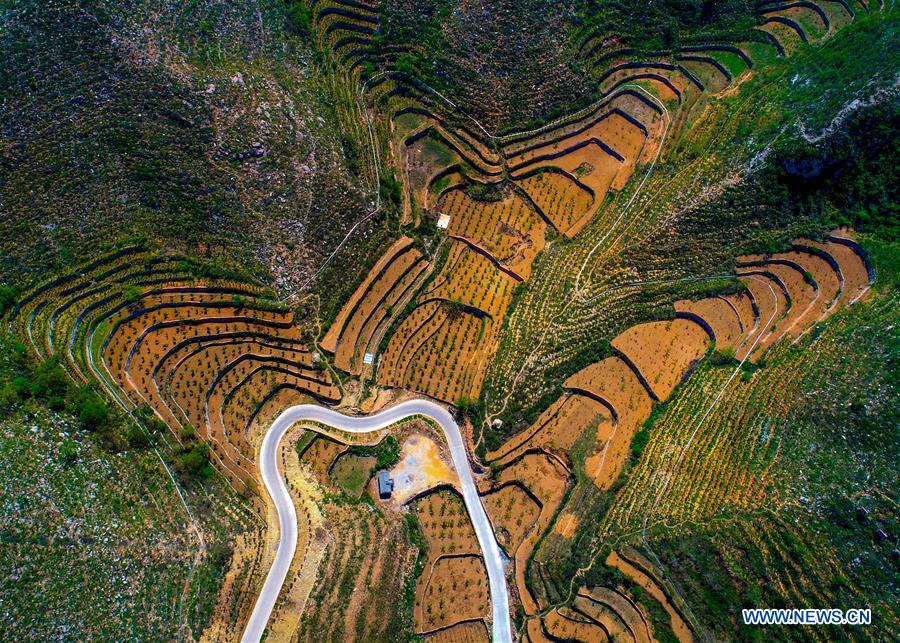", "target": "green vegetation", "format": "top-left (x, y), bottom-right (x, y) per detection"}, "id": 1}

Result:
top-left (630, 425), bottom-right (650, 459)
top-left (347, 434), bottom-right (402, 472)
top-left (380, 171), bottom-right (405, 210)
top-left (0, 285), bottom-right (18, 317)
top-left (455, 396), bottom-right (487, 445)
top-left (74, 390), bottom-right (109, 432)
top-left (0, 334), bottom-right (256, 640)
top-left (486, 8), bottom-right (899, 441)
top-left (331, 454), bottom-right (377, 499)
top-left (178, 443), bottom-right (214, 481)
top-left (379, 0), bottom-right (596, 131)
top-left (176, 257), bottom-right (262, 287)
top-left (421, 135), bottom-right (458, 168)
top-left (379, 0), bottom-right (454, 90)
top-left (298, 439), bottom-right (418, 642)
top-left (464, 181), bottom-right (505, 203)
top-left (572, 0), bottom-right (758, 51)
top-left (772, 101), bottom-right (900, 241)
top-left (283, 1), bottom-right (313, 38)
top-left (708, 347), bottom-right (738, 367)
top-left (395, 513), bottom-right (428, 641)
top-left (0, 0), bottom-right (395, 319)
top-left (603, 283), bottom-right (898, 638)
top-left (29, 357), bottom-right (68, 401)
